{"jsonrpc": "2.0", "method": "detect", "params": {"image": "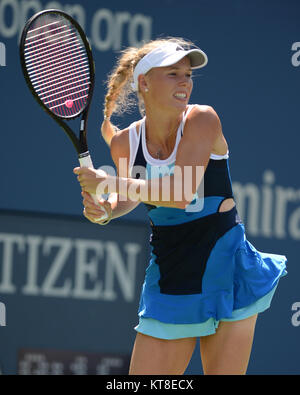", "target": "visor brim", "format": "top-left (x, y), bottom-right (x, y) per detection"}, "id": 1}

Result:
top-left (157, 49), bottom-right (208, 69)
